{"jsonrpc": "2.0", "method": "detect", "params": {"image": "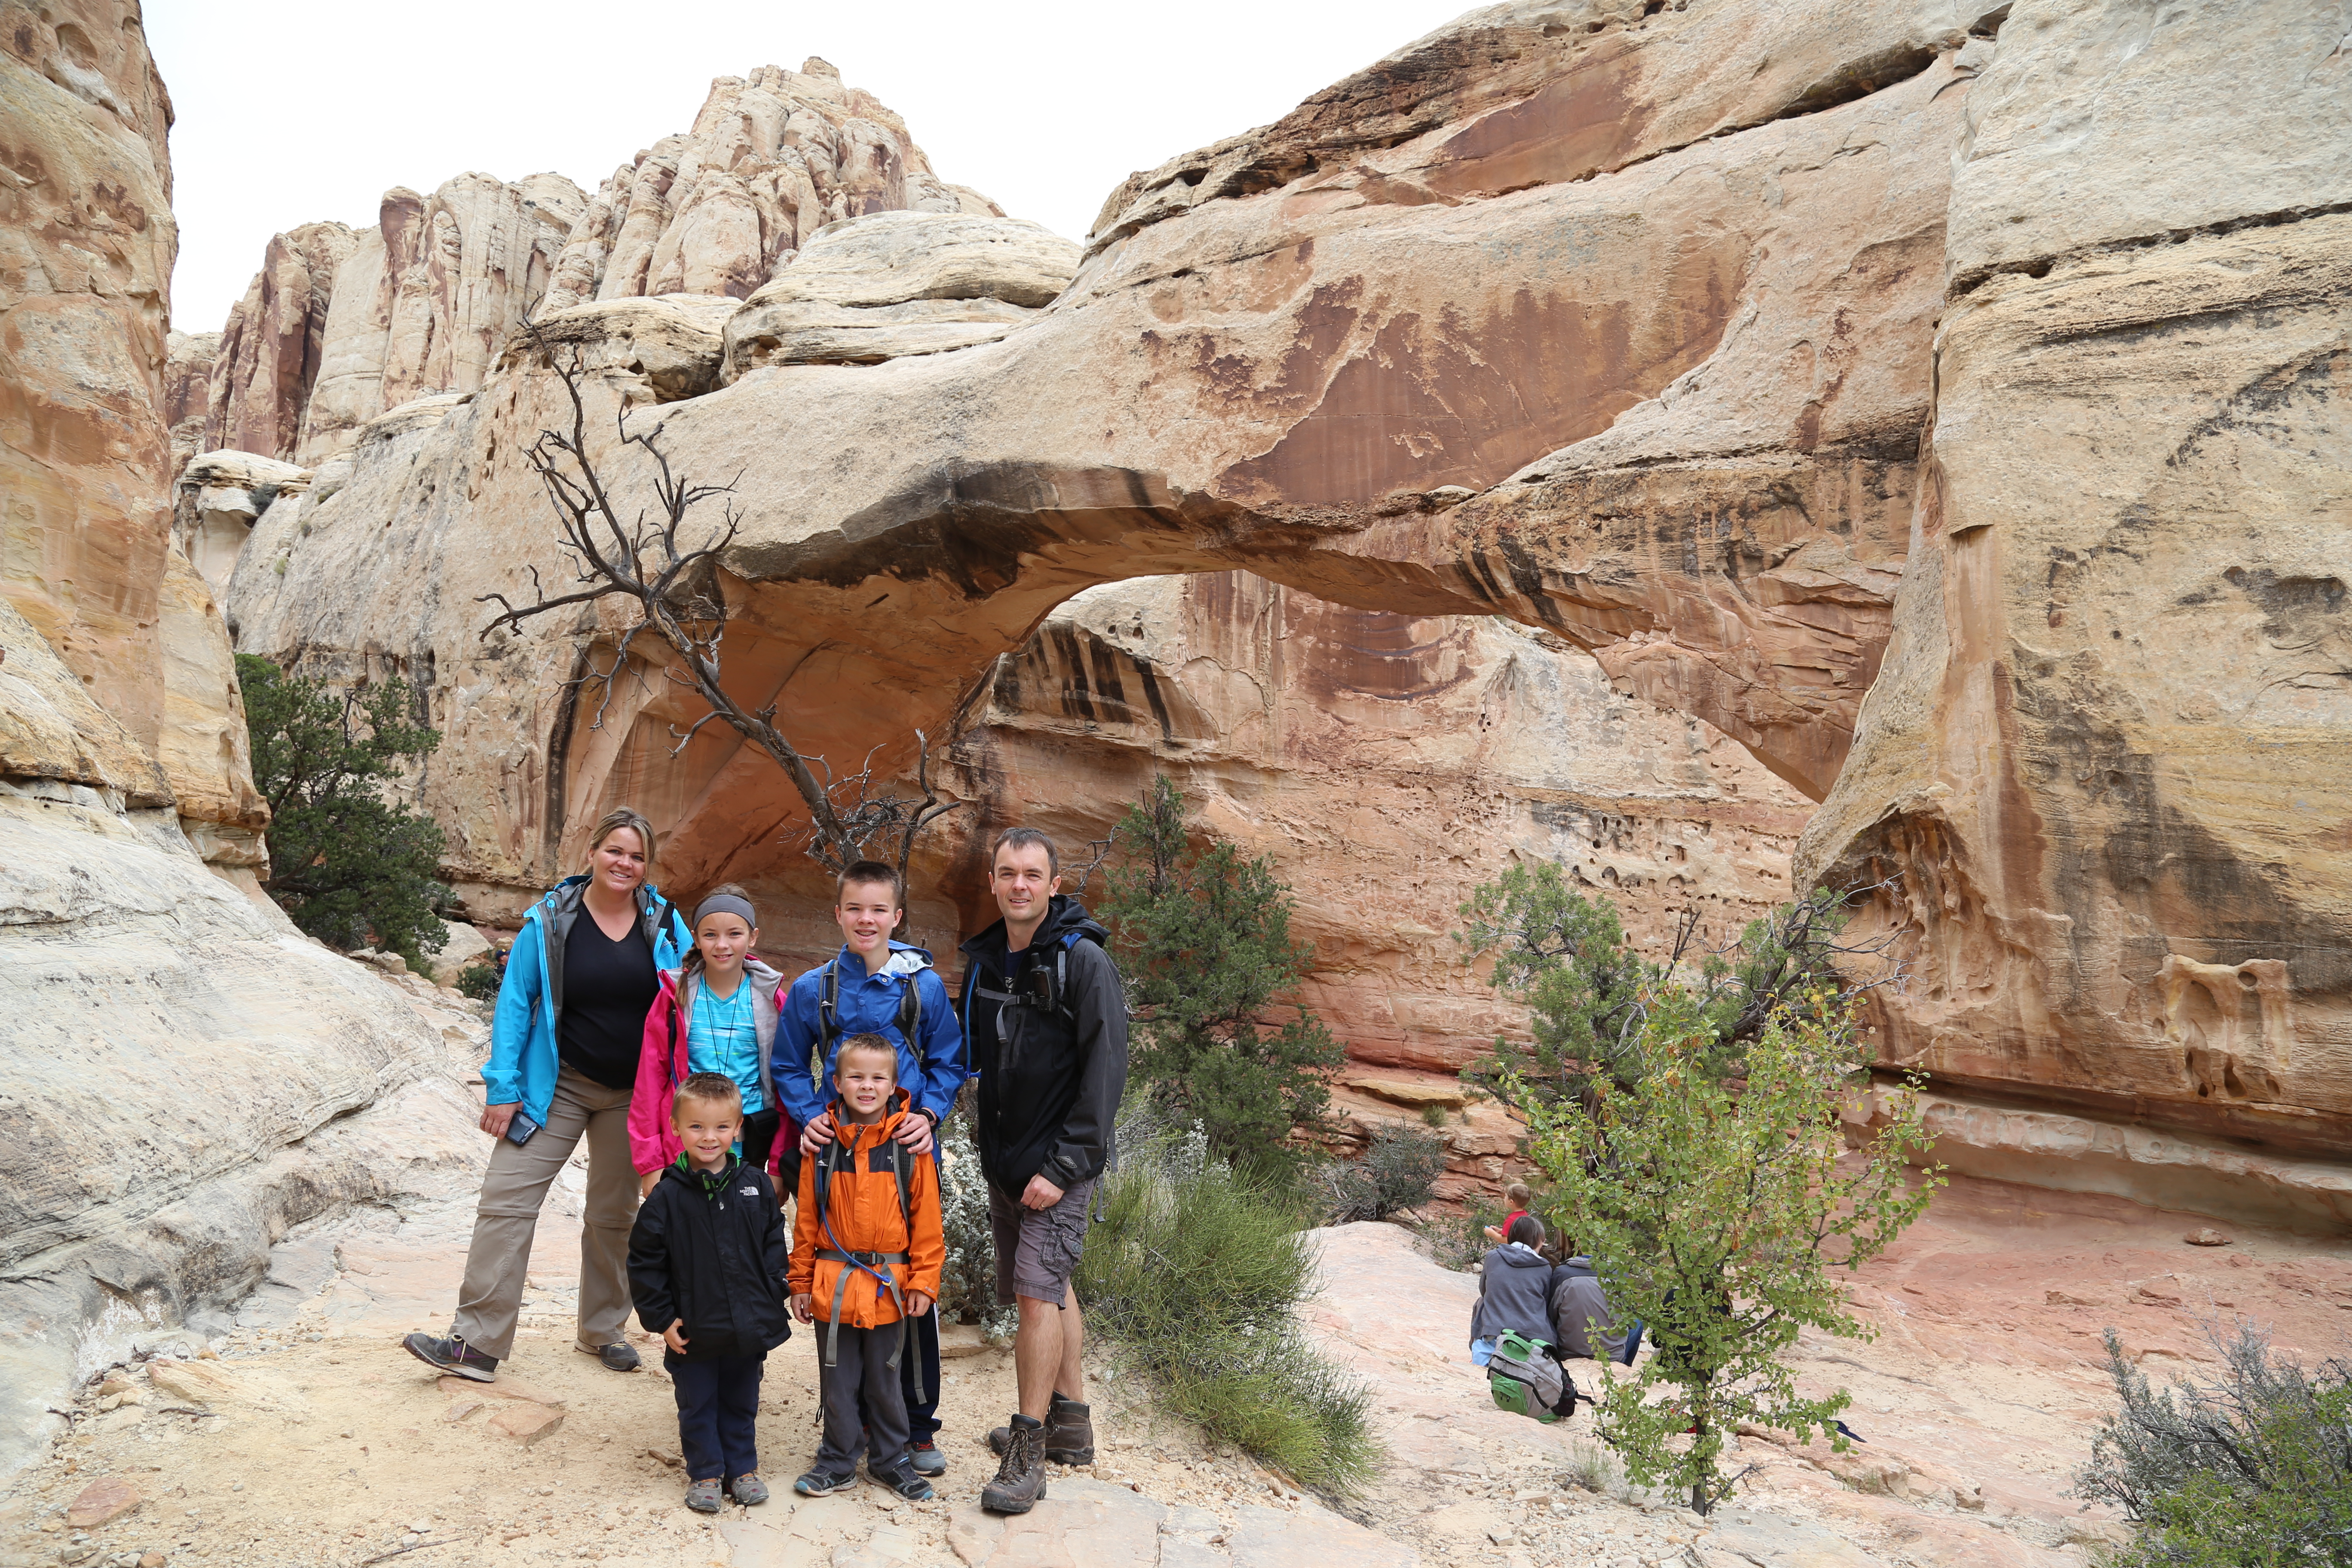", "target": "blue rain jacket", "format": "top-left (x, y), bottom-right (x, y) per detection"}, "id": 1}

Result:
top-left (774, 941), bottom-right (965, 1128)
top-left (484, 875), bottom-right (691, 1127)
